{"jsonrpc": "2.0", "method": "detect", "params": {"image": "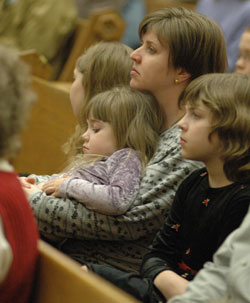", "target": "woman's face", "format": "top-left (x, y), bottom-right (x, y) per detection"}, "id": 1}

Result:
top-left (70, 68), bottom-right (85, 117)
top-left (130, 30), bottom-right (176, 96)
